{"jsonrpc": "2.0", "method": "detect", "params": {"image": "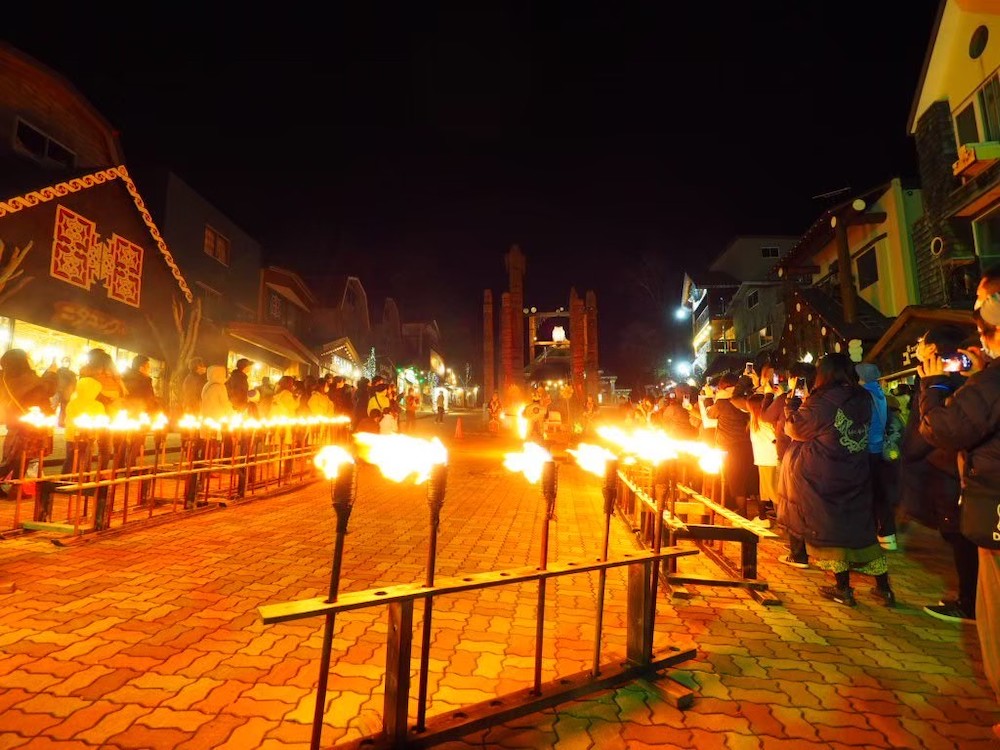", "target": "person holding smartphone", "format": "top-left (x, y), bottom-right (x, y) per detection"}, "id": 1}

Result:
top-left (918, 282), bottom-right (1000, 740)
